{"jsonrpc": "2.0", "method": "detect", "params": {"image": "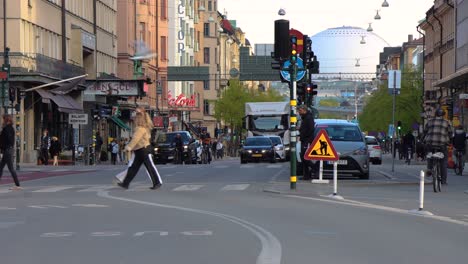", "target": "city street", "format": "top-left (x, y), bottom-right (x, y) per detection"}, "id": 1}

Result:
top-left (1, 155), bottom-right (467, 264)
